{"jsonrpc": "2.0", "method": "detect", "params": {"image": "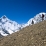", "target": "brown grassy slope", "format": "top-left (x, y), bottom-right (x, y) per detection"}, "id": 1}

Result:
top-left (0, 21), bottom-right (46, 46)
